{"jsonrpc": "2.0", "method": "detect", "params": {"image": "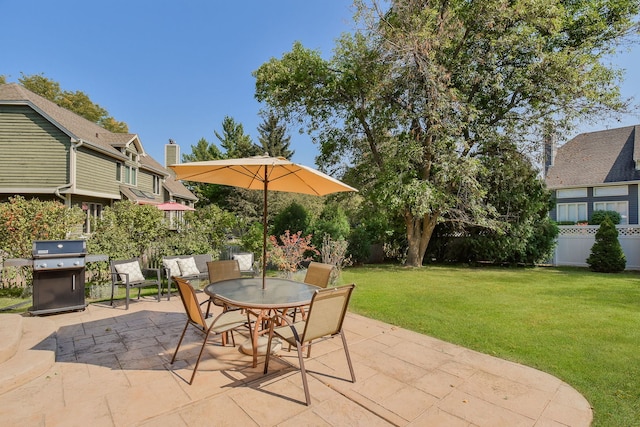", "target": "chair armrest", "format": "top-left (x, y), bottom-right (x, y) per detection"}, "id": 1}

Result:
top-left (111, 271), bottom-right (129, 285)
top-left (269, 311), bottom-right (303, 342)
